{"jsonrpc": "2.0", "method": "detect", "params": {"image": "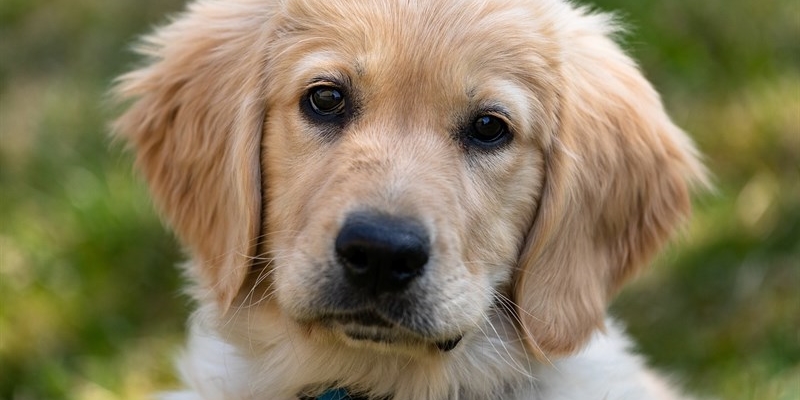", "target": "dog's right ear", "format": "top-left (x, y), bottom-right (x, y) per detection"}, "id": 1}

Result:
top-left (113, 1), bottom-right (277, 311)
